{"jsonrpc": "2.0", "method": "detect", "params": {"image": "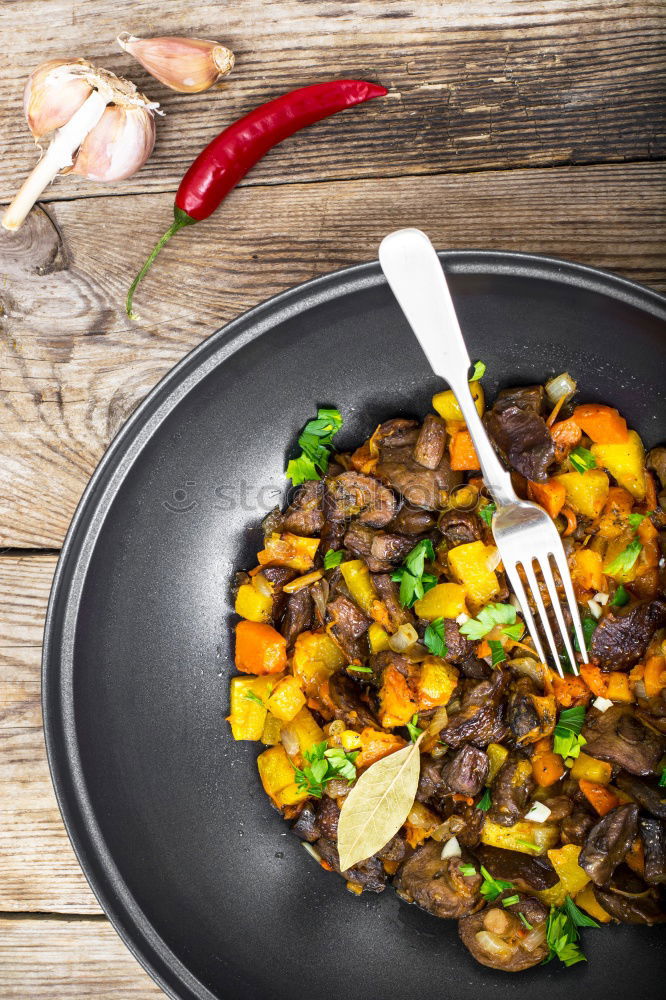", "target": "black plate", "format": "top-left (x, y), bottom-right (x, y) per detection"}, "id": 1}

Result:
top-left (43, 252), bottom-right (666, 1000)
